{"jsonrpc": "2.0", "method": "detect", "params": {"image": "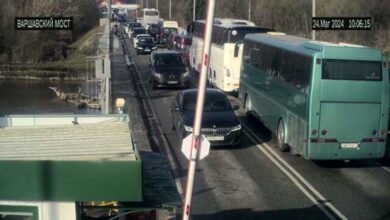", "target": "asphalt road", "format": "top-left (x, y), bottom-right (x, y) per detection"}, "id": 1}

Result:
top-left (116, 26), bottom-right (390, 220)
